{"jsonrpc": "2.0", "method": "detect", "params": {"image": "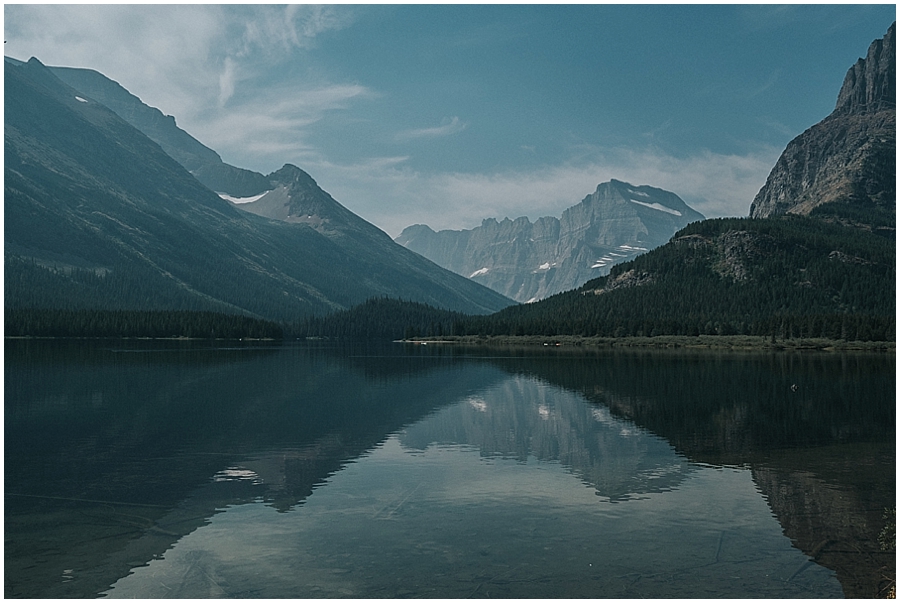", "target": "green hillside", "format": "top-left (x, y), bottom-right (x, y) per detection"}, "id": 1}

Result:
top-left (452, 216), bottom-right (894, 341)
